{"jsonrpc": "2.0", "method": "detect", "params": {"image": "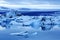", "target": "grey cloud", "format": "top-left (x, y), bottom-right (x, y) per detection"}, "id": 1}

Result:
top-left (3, 0), bottom-right (60, 5)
